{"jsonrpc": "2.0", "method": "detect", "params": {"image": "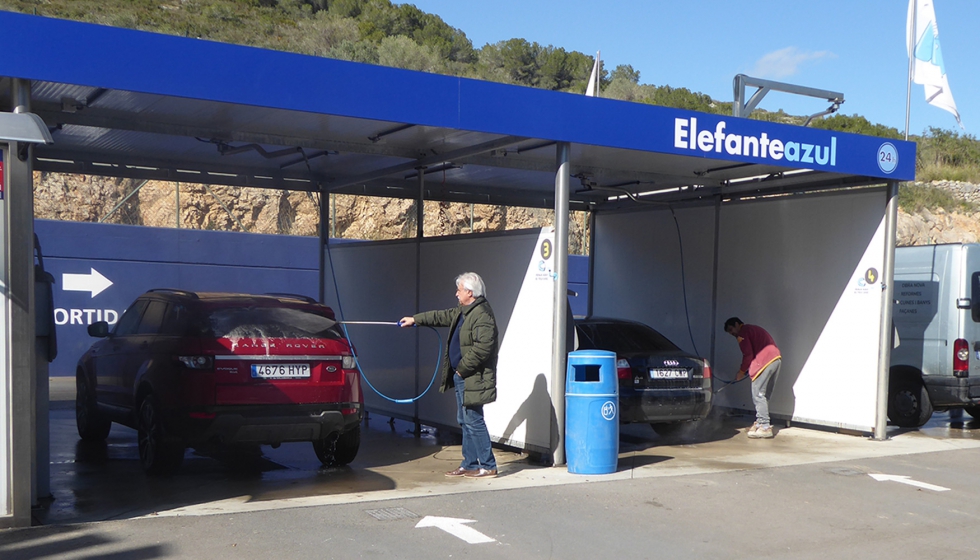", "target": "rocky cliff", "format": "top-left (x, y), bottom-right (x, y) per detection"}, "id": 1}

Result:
top-left (32, 172), bottom-right (588, 253)
top-left (32, 172), bottom-right (976, 251)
